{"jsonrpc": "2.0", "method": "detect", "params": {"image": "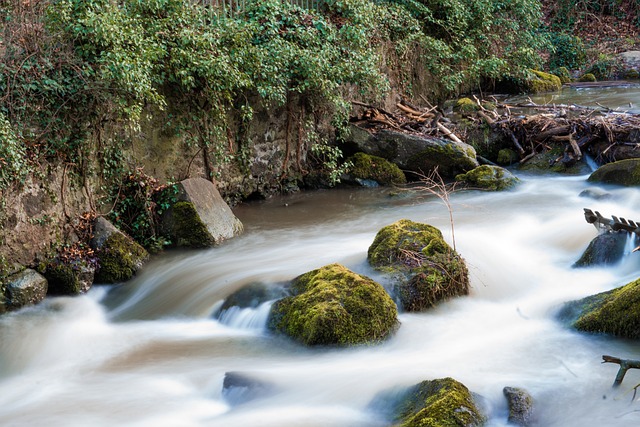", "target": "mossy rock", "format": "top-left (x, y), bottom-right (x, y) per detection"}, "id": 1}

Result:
top-left (527, 70), bottom-right (562, 93)
top-left (95, 232), bottom-right (148, 284)
top-left (578, 73), bottom-right (597, 82)
top-left (455, 165), bottom-right (519, 191)
top-left (390, 377), bottom-right (486, 427)
top-left (267, 263), bottom-right (399, 347)
top-left (167, 201), bottom-right (215, 247)
top-left (588, 158), bottom-right (640, 186)
top-left (368, 220), bottom-right (469, 311)
top-left (44, 262), bottom-right (95, 295)
top-left (559, 277), bottom-right (640, 339)
top-left (454, 98), bottom-right (479, 114)
top-left (552, 66), bottom-right (572, 84)
top-left (517, 147), bottom-right (590, 175)
top-left (625, 69), bottom-right (640, 79)
top-left (349, 152), bottom-right (406, 185)
top-left (496, 148), bottom-right (519, 165)
top-left (3, 268), bottom-right (48, 311)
